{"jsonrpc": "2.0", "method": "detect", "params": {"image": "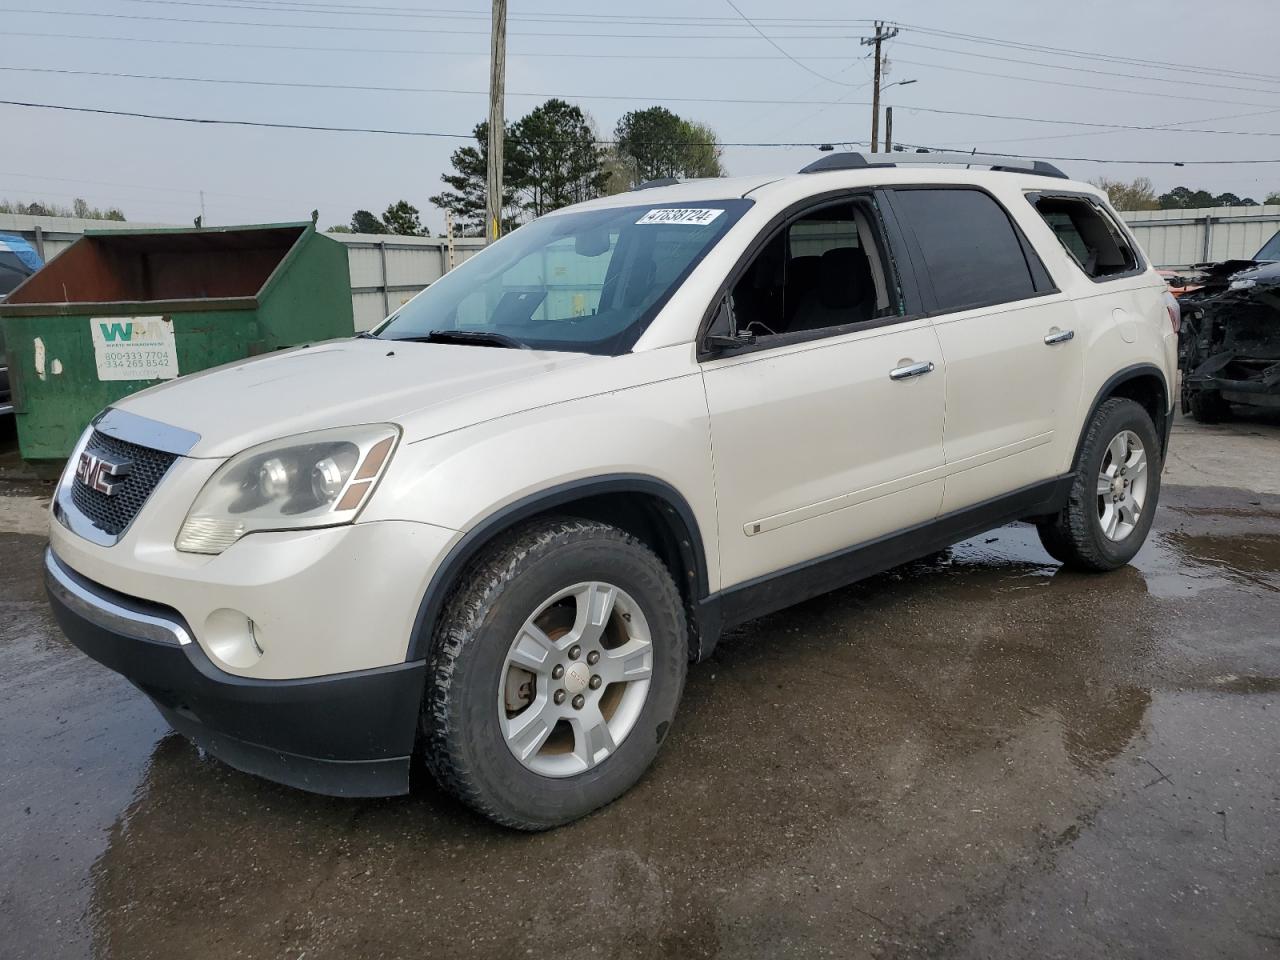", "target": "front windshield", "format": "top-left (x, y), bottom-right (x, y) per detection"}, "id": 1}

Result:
top-left (1255, 230), bottom-right (1280, 262)
top-left (375, 199), bottom-right (752, 354)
